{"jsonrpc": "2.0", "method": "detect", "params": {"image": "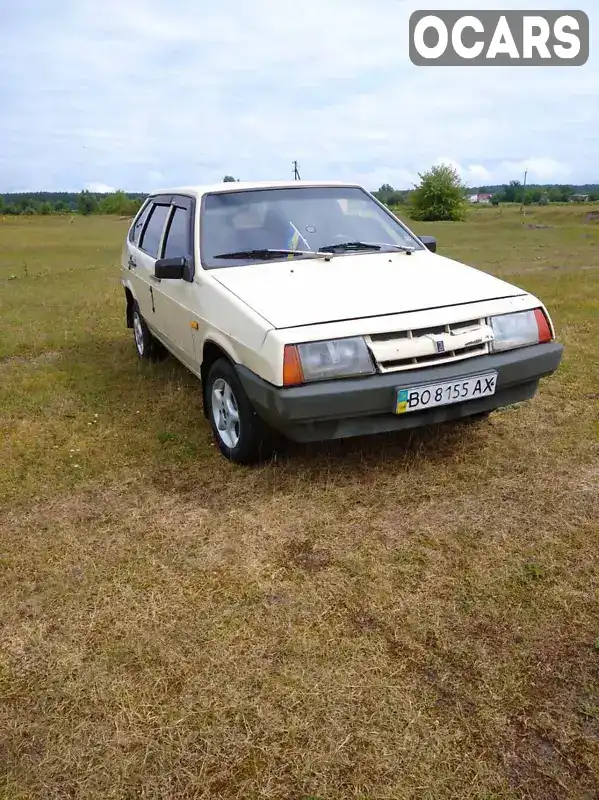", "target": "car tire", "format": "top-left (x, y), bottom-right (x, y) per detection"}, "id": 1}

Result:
top-left (131, 301), bottom-right (166, 362)
top-left (205, 358), bottom-right (277, 465)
